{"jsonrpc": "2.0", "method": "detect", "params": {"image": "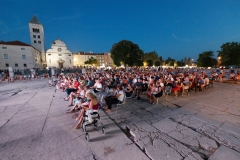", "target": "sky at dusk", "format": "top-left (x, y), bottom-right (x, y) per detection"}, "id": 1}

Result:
top-left (1, 0), bottom-right (240, 61)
